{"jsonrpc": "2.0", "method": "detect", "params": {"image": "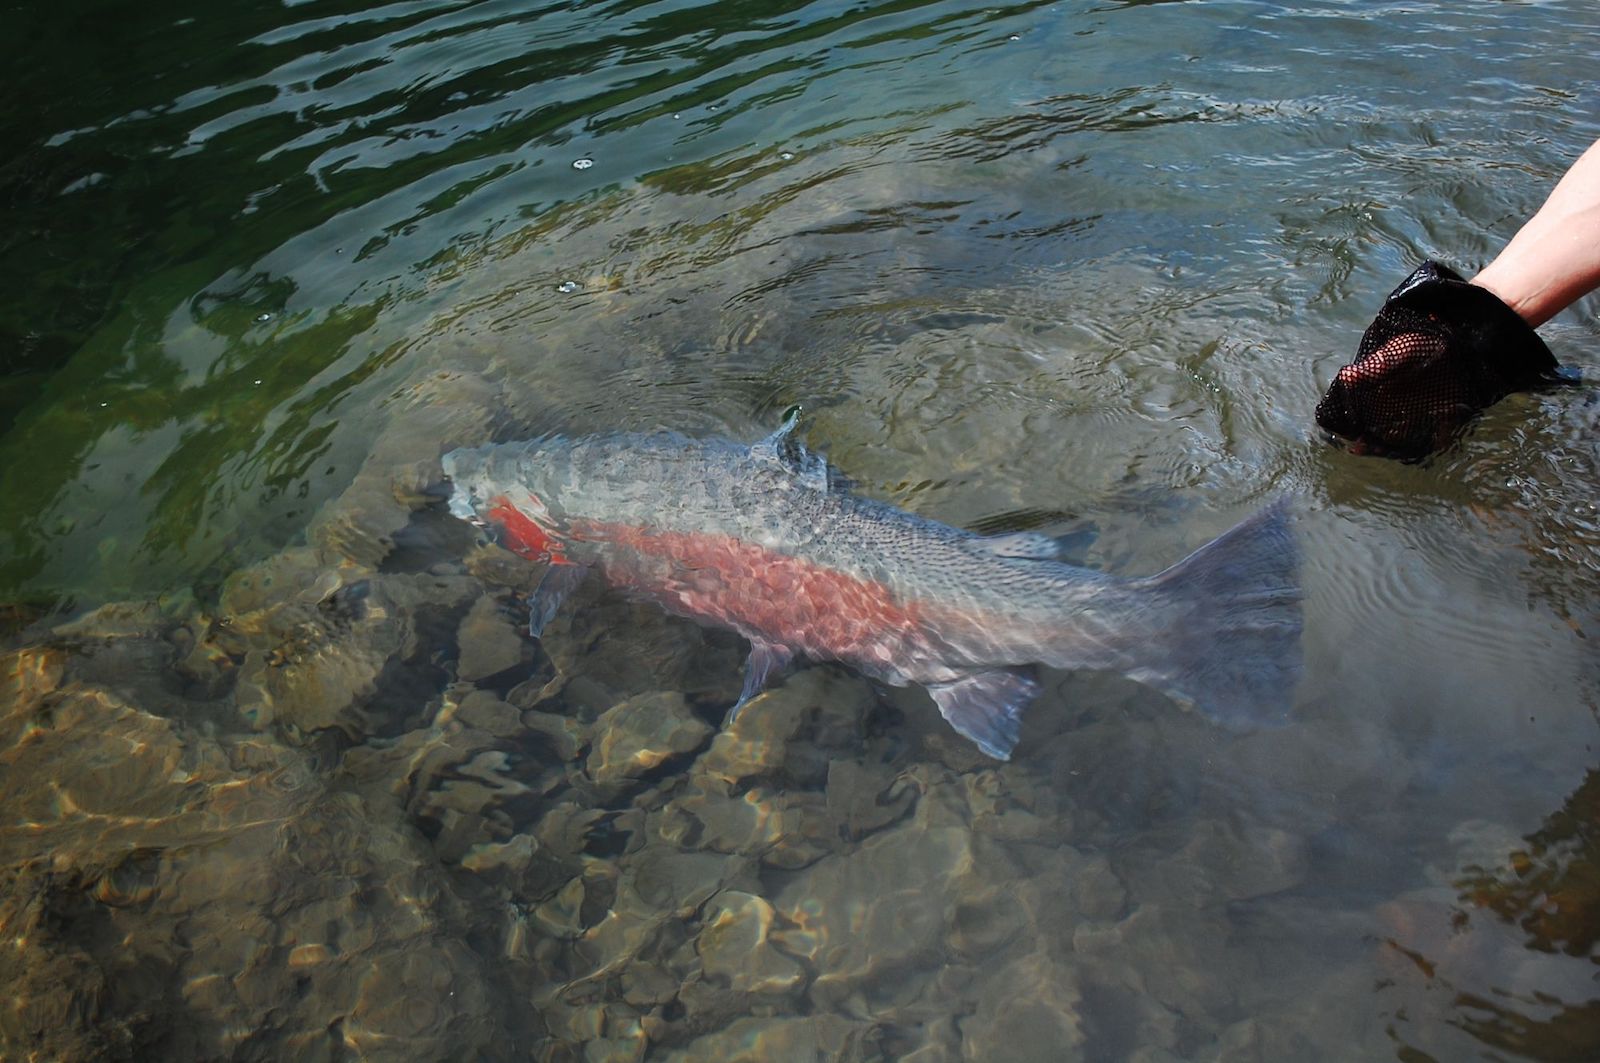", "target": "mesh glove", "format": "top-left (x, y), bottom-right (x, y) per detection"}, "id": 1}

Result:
top-left (1315, 261), bottom-right (1563, 458)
